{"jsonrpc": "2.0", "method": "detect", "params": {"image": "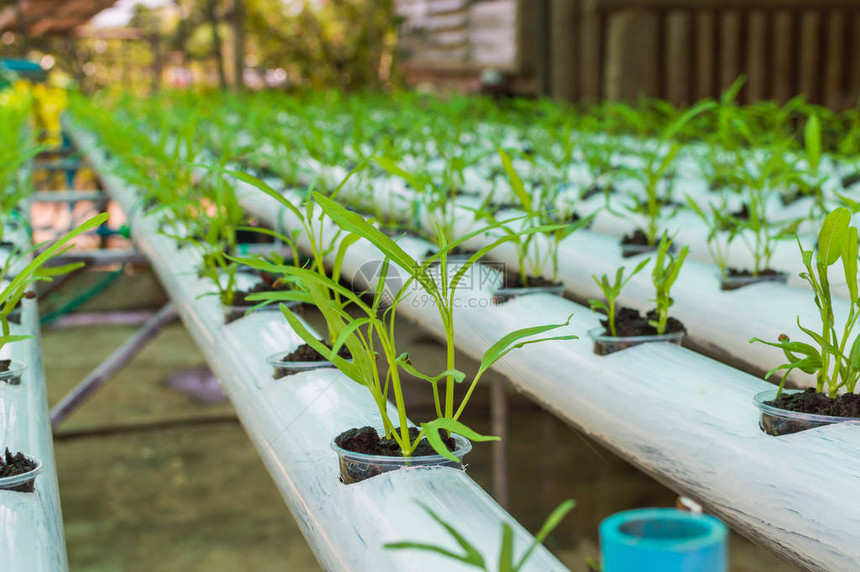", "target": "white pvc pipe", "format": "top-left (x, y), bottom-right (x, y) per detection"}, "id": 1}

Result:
top-left (0, 207), bottom-right (69, 570)
top-left (68, 125), bottom-right (569, 572)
